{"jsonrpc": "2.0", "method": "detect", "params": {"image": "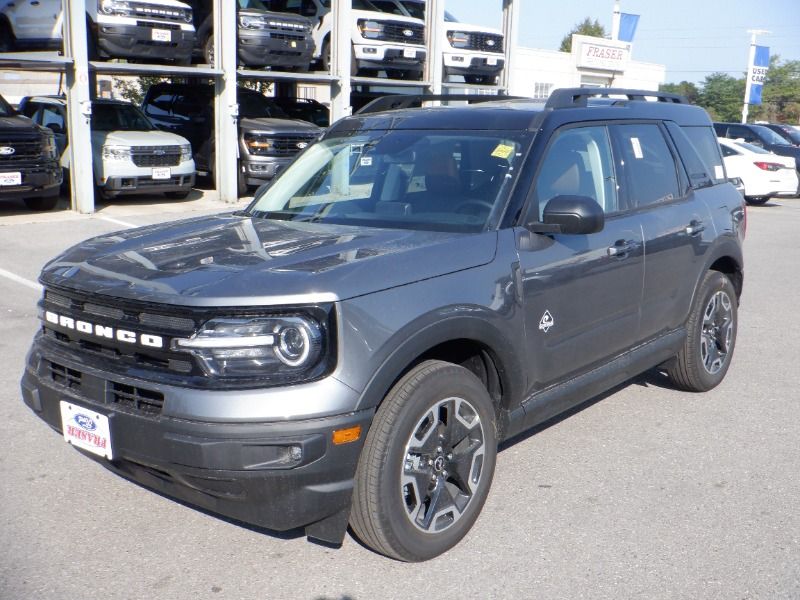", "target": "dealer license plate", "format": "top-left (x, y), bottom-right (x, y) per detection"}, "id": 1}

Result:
top-left (152, 29), bottom-right (171, 43)
top-left (60, 401), bottom-right (113, 460)
top-left (152, 167), bottom-right (171, 180)
top-left (487, 57), bottom-right (498, 66)
top-left (0, 172), bottom-right (22, 186)
top-left (403, 48), bottom-right (416, 59)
